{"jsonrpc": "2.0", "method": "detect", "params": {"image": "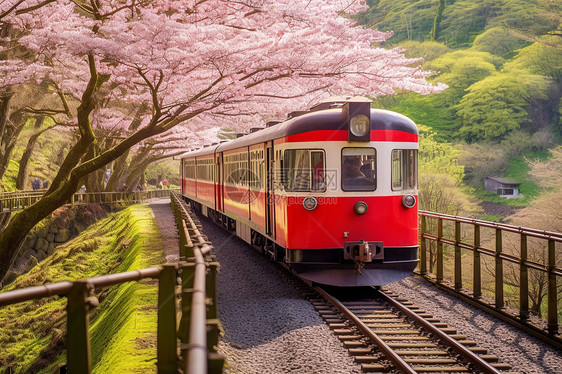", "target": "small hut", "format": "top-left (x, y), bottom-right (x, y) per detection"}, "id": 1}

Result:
top-left (484, 176), bottom-right (522, 198)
